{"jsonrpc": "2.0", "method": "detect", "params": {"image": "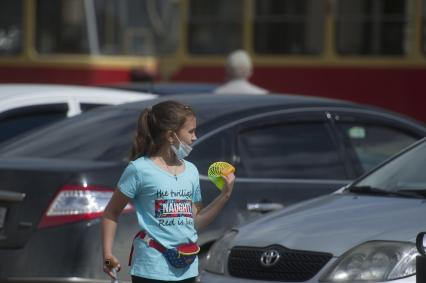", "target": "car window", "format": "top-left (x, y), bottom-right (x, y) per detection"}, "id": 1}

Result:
top-left (355, 140), bottom-right (426, 192)
top-left (188, 130), bottom-right (233, 174)
top-left (80, 103), bottom-right (106, 112)
top-left (0, 104), bottom-right (68, 143)
top-left (237, 122), bottom-right (347, 179)
top-left (0, 109), bottom-right (138, 161)
top-left (337, 122), bottom-right (419, 172)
